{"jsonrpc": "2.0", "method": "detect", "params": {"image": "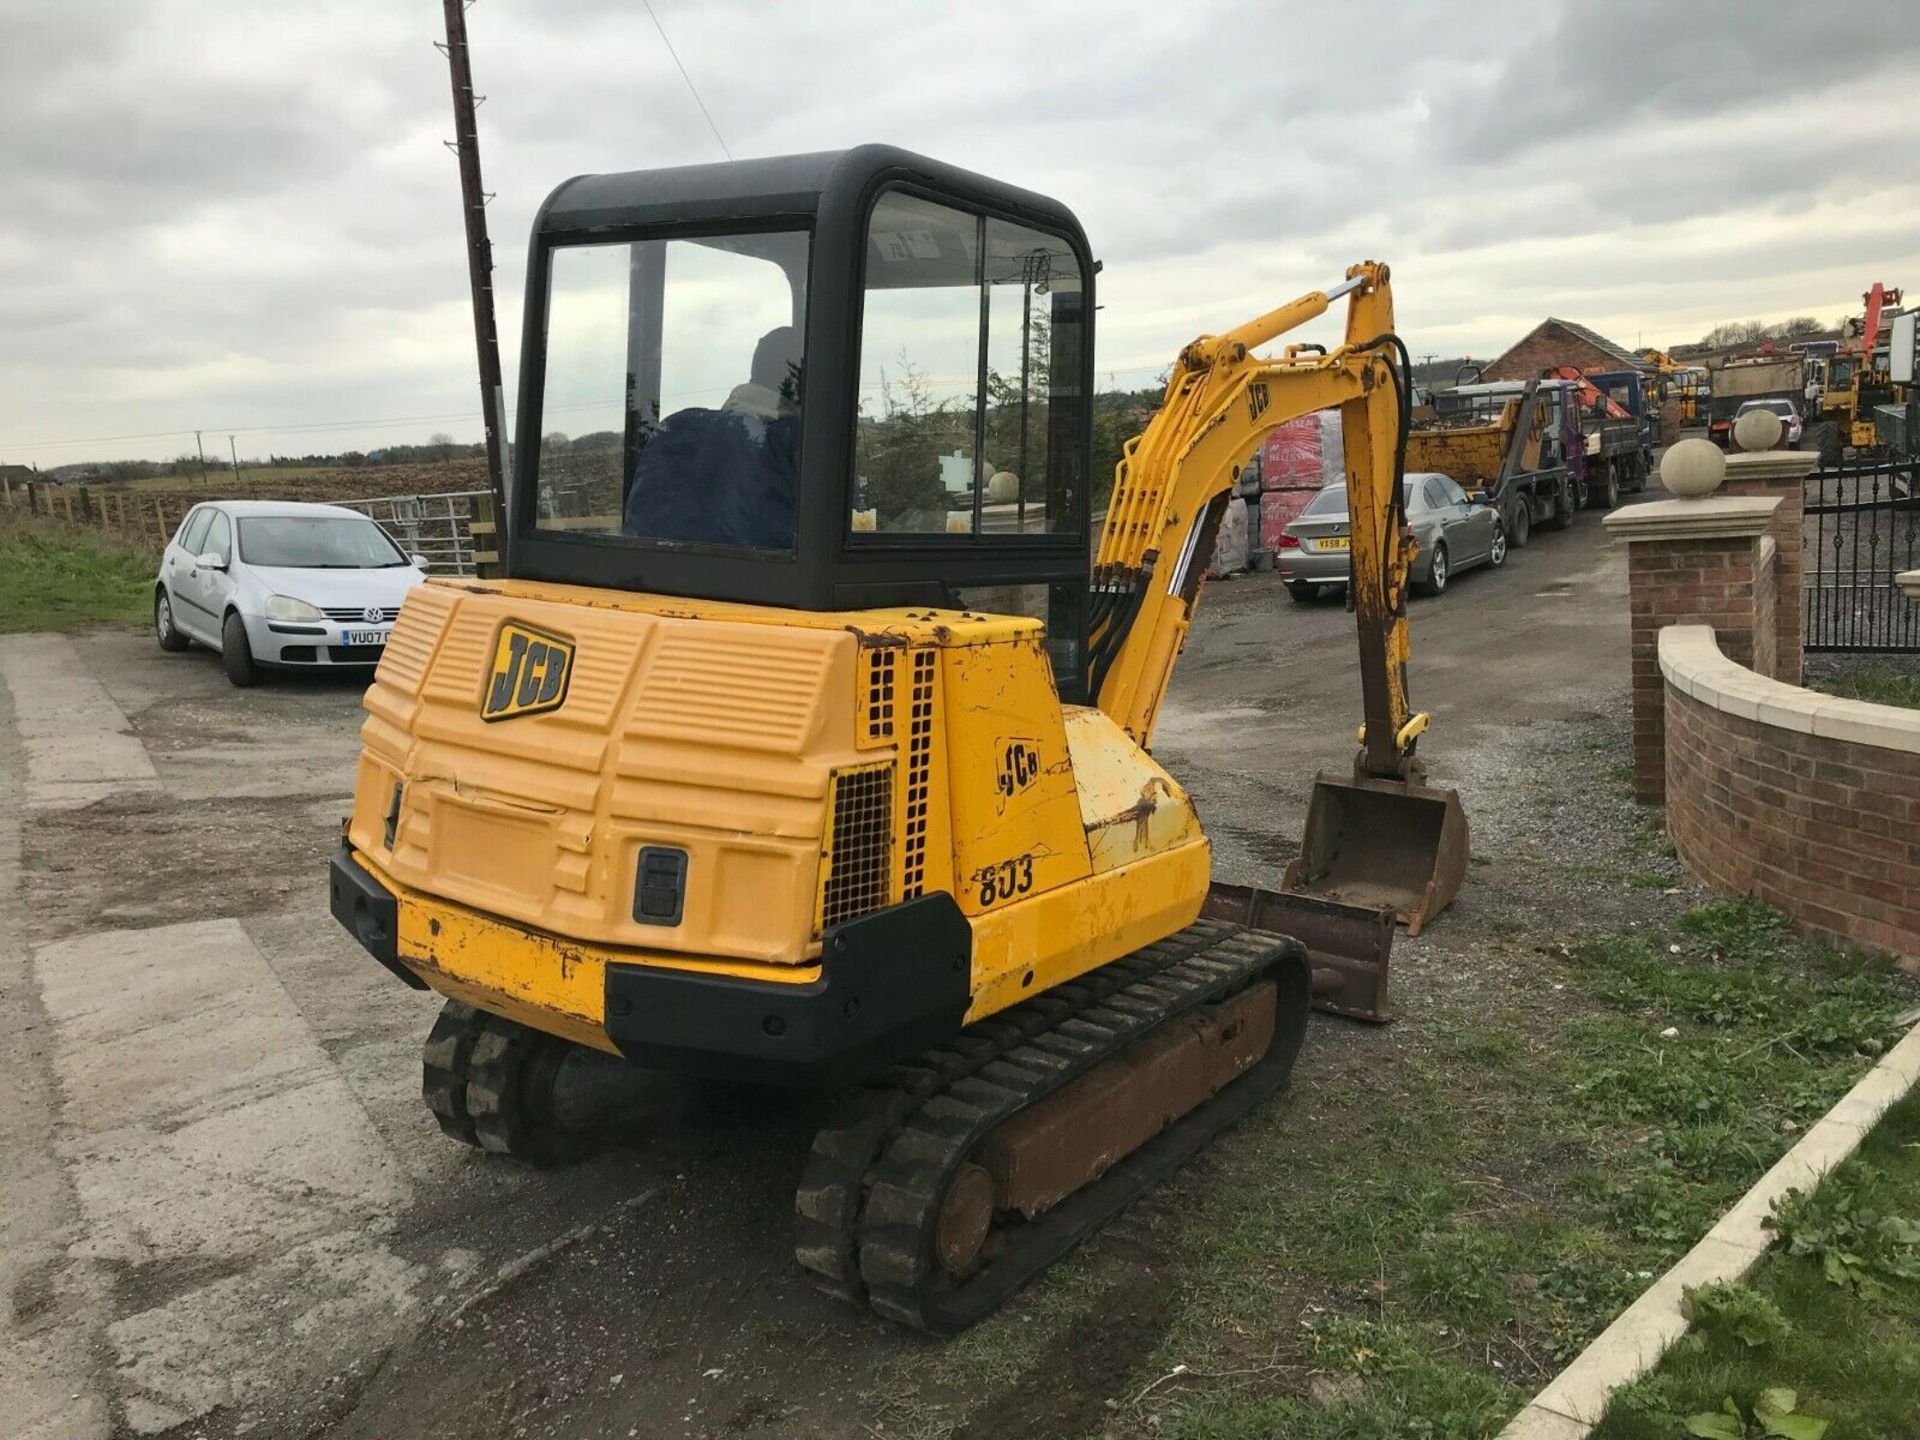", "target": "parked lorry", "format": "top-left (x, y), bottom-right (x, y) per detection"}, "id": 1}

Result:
top-left (1585, 369), bottom-right (1659, 505)
top-left (1541, 366), bottom-right (1655, 508)
top-left (1409, 379), bottom-right (1581, 546)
